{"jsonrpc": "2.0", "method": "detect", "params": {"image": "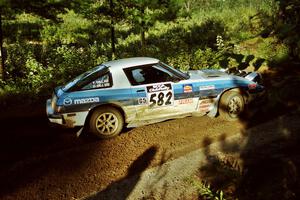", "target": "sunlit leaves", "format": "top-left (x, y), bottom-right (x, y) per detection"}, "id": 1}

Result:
top-left (42, 9), bottom-right (92, 45)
